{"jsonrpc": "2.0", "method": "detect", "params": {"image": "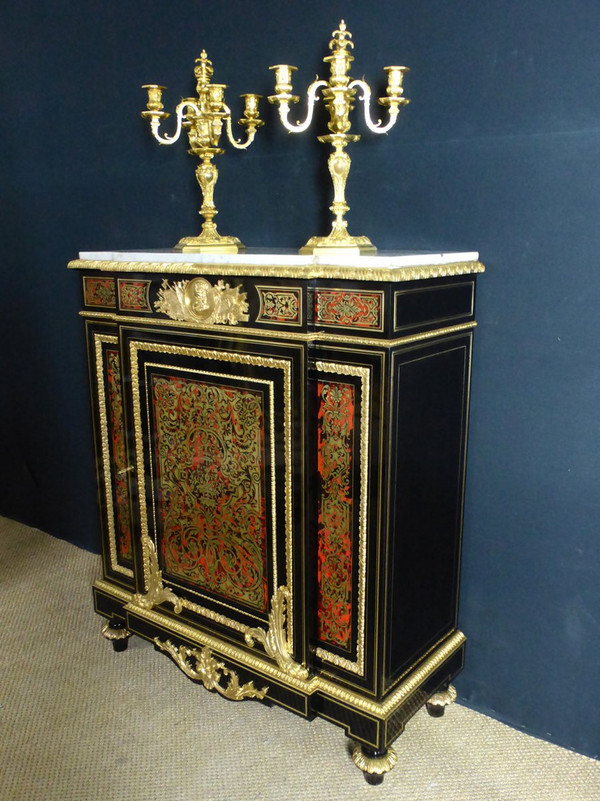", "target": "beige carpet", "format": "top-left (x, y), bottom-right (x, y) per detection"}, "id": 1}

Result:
top-left (1, 515), bottom-right (599, 801)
